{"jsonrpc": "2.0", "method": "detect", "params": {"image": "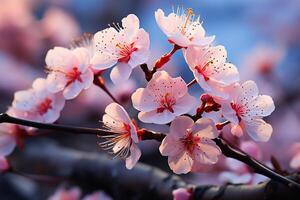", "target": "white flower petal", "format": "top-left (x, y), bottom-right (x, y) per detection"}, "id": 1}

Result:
top-left (168, 151), bottom-right (193, 174)
top-left (131, 88), bottom-right (157, 112)
top-left (125, 143), bottom-right (141, 169)
top-left (169, 116), bottom-right (194, 138)
top-left (244, 118), bottom-right (272, 142)
top-left (138, 110), bottom-right (175, 124)
top-left (46, 72), bottom-right (68, 93)
top-left (63, 80), bottom-right (84, 100)
top-left (110, 63), bottom-right (132, 85)
top-left (0, 131), bottom-right (16, 156)
top-left (193, 118), bottom-right (218, 139)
